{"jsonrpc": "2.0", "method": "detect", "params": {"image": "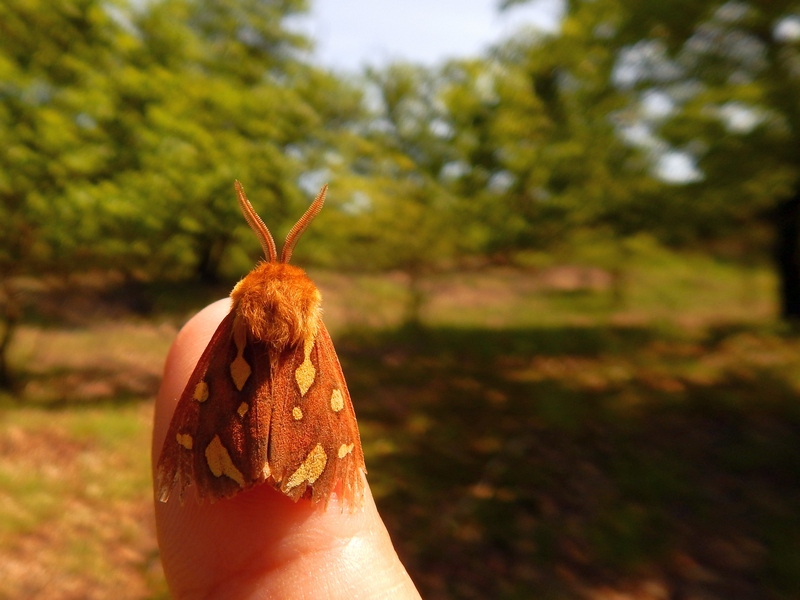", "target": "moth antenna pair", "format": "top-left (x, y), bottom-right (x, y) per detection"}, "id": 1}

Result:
top-left (234, 181), bottom-right (328, 264)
